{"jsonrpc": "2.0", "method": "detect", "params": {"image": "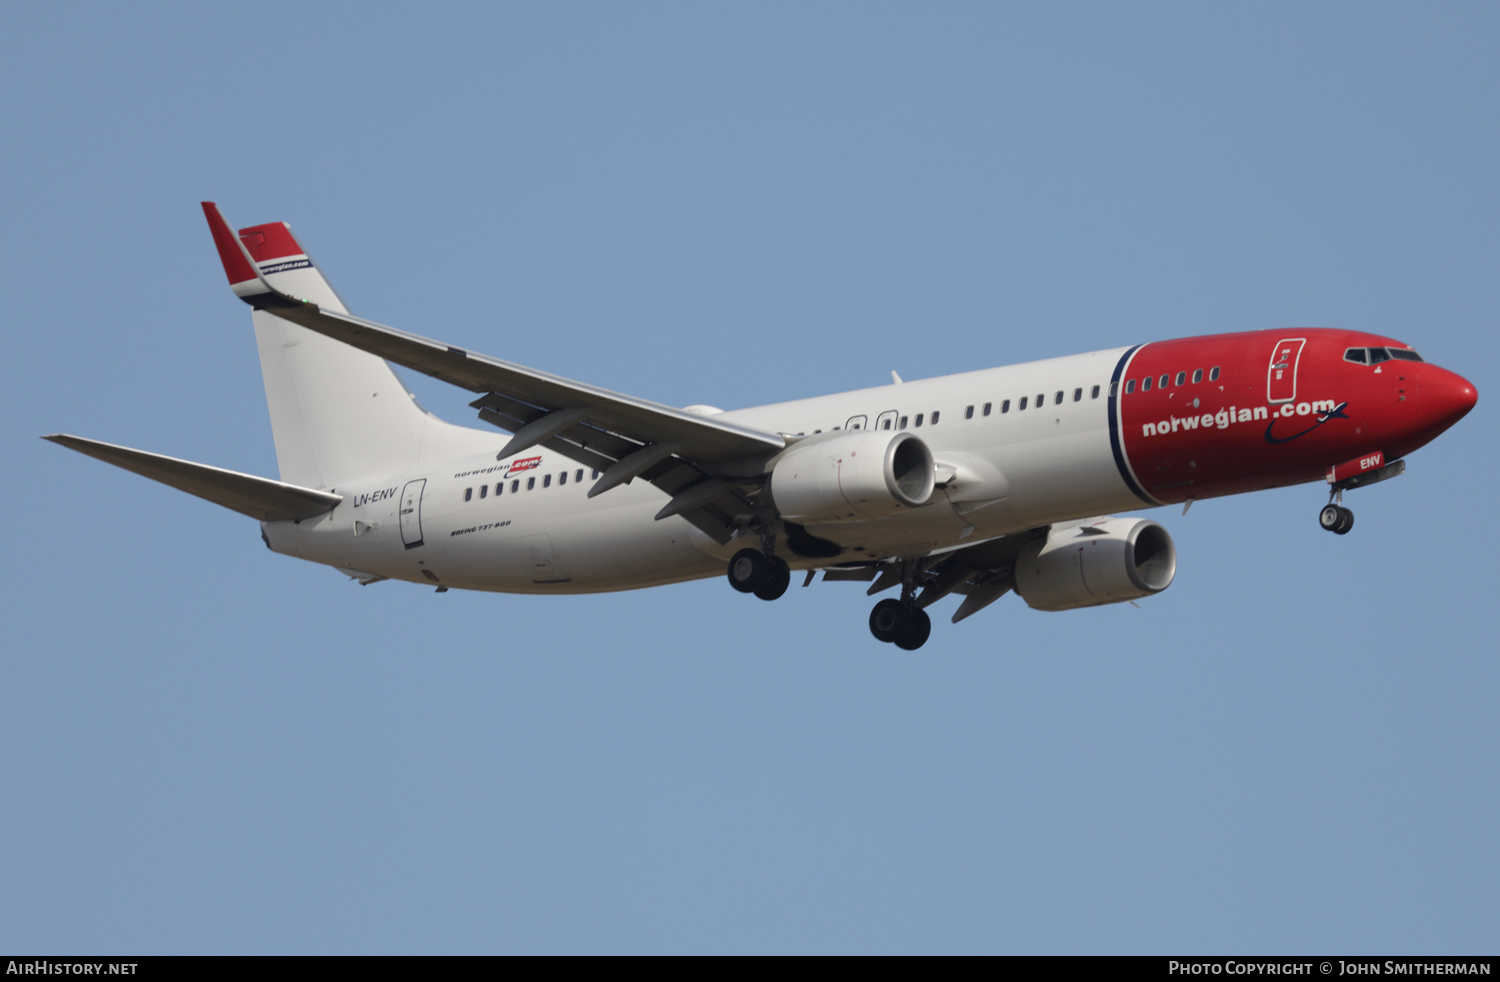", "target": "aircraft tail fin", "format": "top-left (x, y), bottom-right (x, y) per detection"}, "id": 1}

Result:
top-left (202, 203), bottom-right (492, 490)
top-left (44, 434), bottom-right (341, 522)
